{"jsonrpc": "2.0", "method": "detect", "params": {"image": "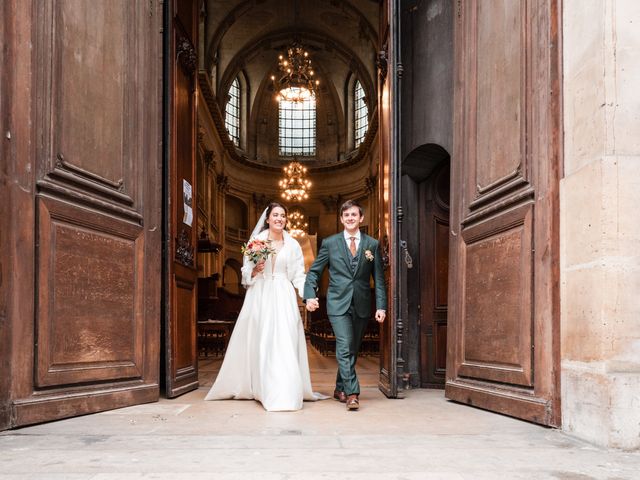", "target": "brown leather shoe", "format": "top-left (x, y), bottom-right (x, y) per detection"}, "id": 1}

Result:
top-left (333, 390), bottom-right (347, 403)
top-left (346, 394), bottom-right (359, 410)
